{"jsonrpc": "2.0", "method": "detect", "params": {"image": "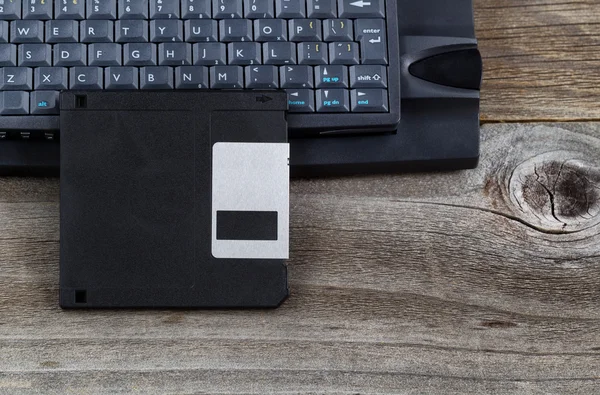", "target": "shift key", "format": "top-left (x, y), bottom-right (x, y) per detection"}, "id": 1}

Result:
top-left (350, 65), bottom-right (387, 88)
